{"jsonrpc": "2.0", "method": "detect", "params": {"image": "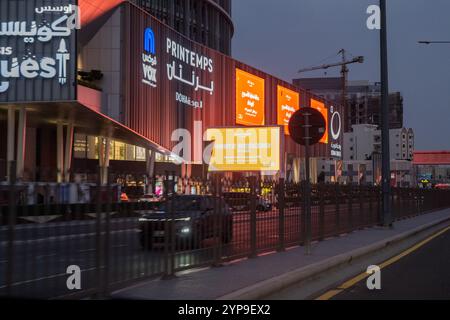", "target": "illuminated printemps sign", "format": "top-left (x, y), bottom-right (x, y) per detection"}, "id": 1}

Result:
top-left (310, 99), bottom-right (328, 144)
top-left (330, 105), bottom-right (342, 158)
top-left (206, 127), bottom-right (280, 172)
top-left (166, 37), bottom-right (214, 109)
top-left (277, 85), bottom-right (299, 135)
top-left (0, 0), bottom-right (79, 102)
top-left (236, 68), bottom-right (265, 126)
